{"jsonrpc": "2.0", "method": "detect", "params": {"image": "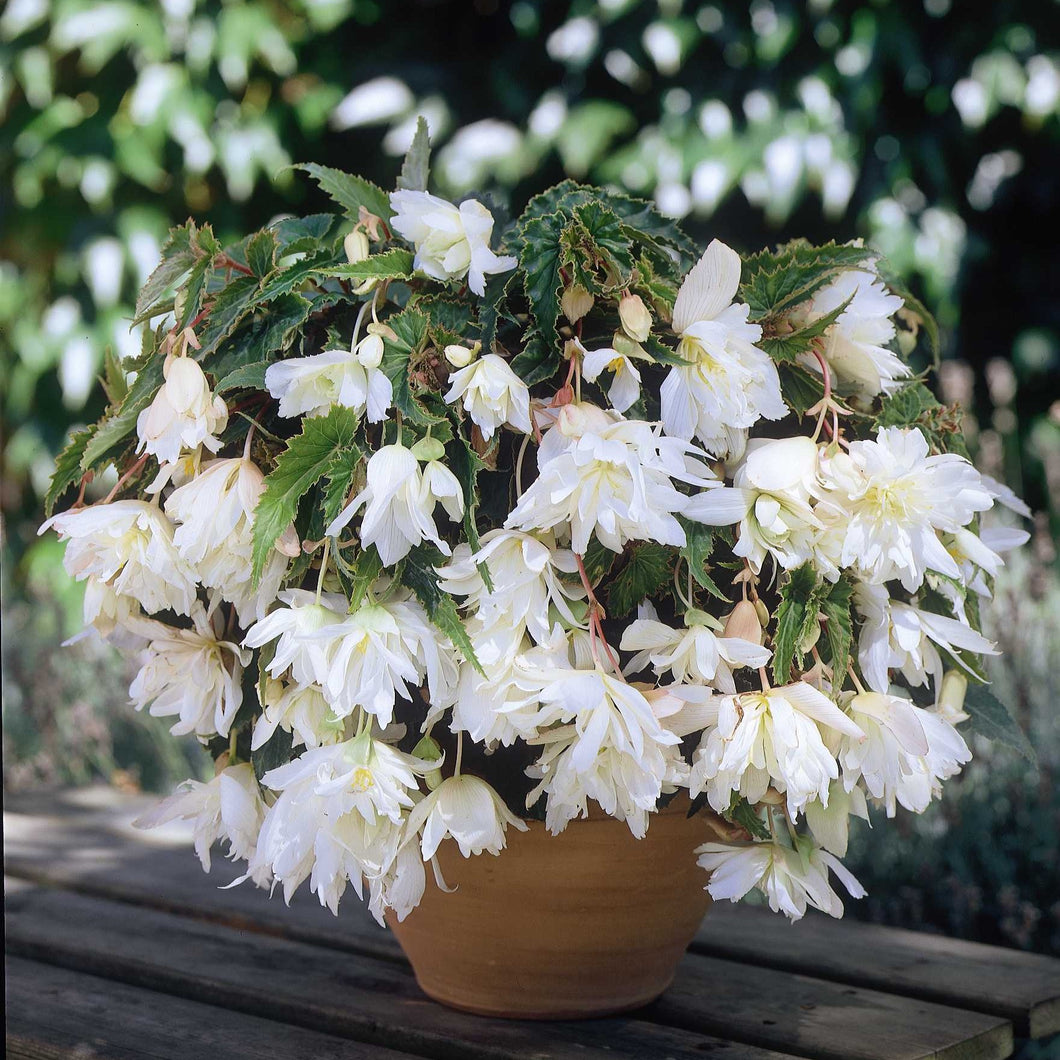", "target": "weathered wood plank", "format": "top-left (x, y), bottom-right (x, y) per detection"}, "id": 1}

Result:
top-left (5, 787), bottom-right (1057, 1041)
top-left (696, 904), bottom-right (1060, 1039)
top-left (6, 883), bottom-right (1010, 1060)
top-left (5, 956), bottom-right (418, 1060)
top-left (6, 884), bottom-right (798, 1060)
